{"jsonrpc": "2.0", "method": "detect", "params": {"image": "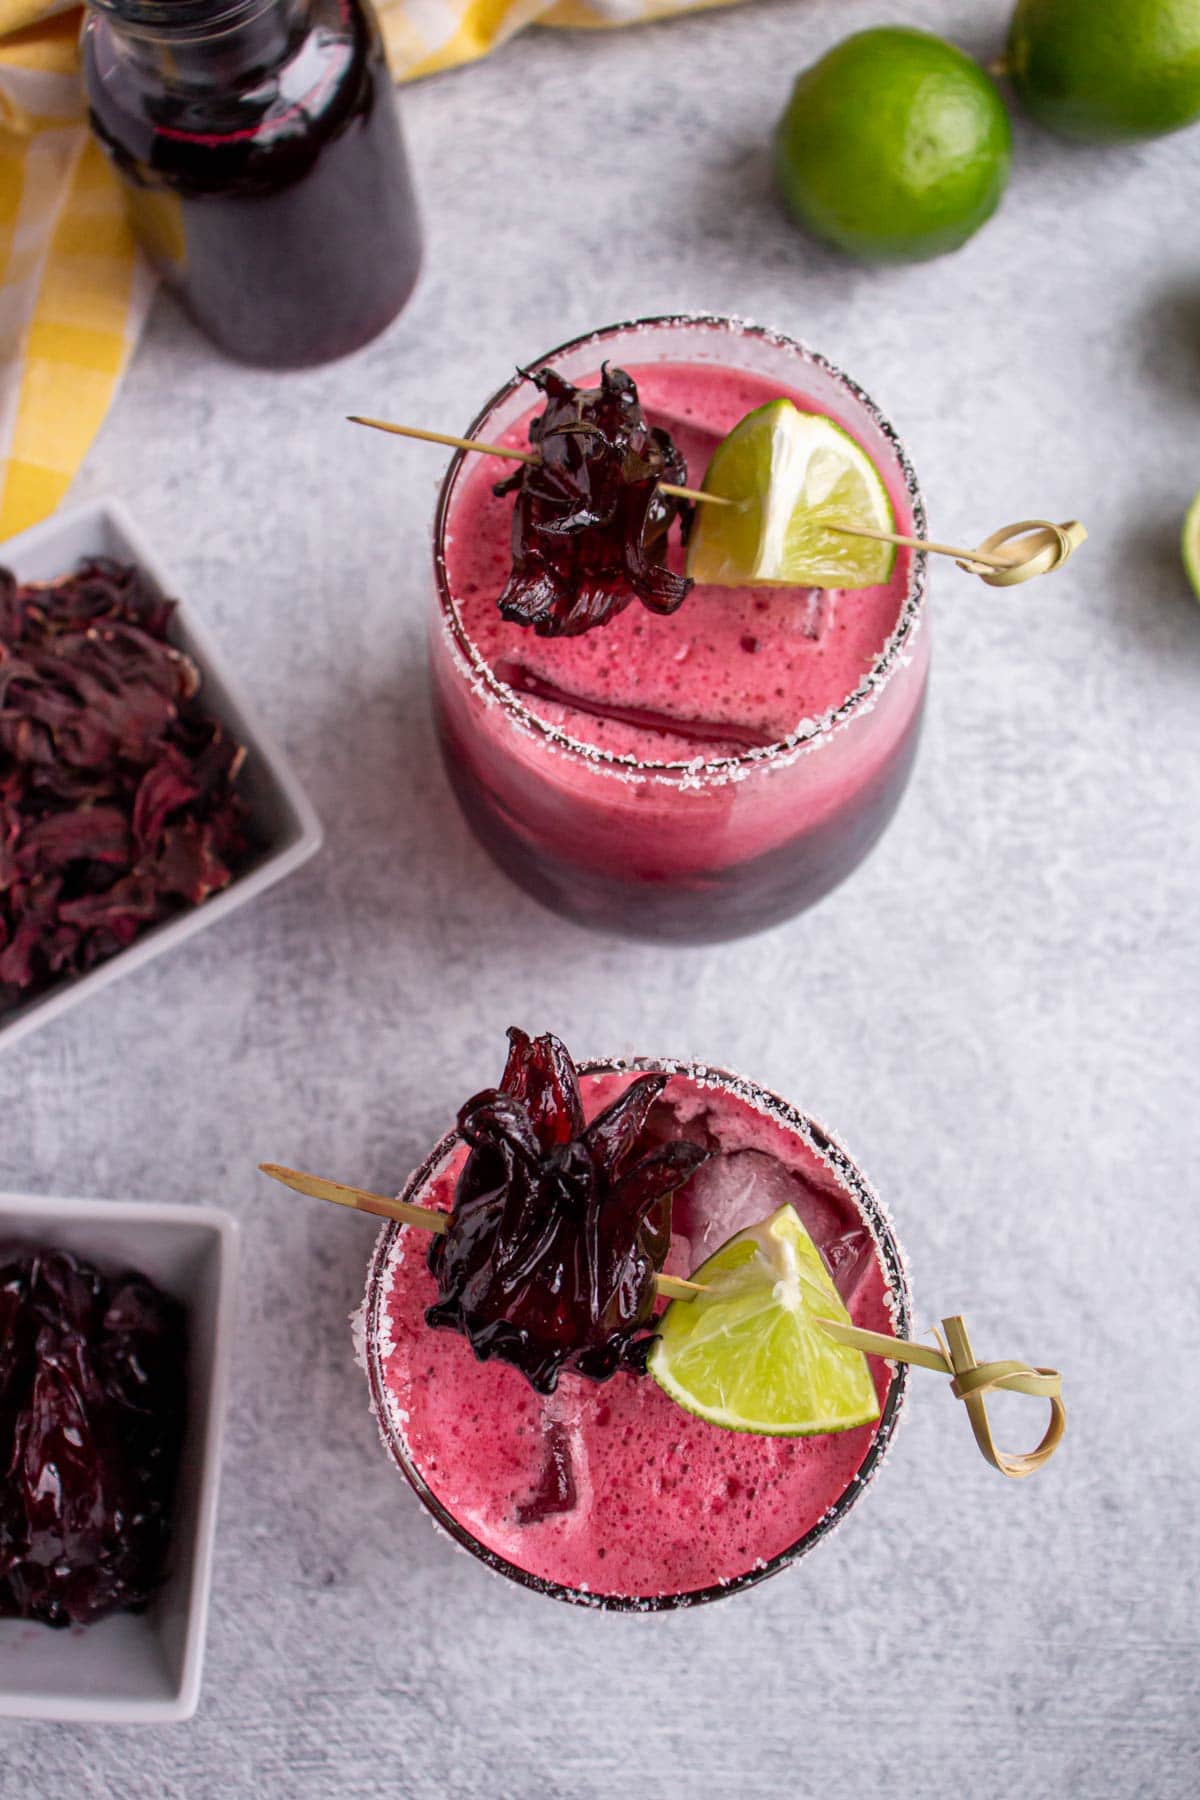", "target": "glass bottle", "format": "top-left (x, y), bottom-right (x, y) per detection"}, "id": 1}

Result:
top-left (83, 0), bottom-right (422, 369)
